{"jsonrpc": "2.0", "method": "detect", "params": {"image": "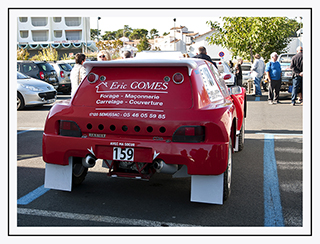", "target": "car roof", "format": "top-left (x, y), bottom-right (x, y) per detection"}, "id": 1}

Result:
top-left (84, 59), bottom-right (201, 76)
